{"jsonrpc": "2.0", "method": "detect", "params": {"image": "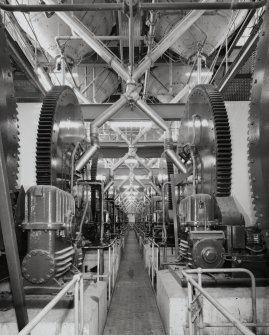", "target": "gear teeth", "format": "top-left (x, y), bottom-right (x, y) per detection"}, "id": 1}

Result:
top-left (91, 157), bottom-right (99, 219)
top-left (179, 84), bottom-right (232, 197)
top-left (36, 86), bottom-right (85, 191)
top-left (202, 85), bottom-right (232, 197)
top-left (0, 21), bottom-right (19, 194)
top-left (247, 9), bottom-right (269, 237)
top-left (36, 86), bottom-right (70, 186)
